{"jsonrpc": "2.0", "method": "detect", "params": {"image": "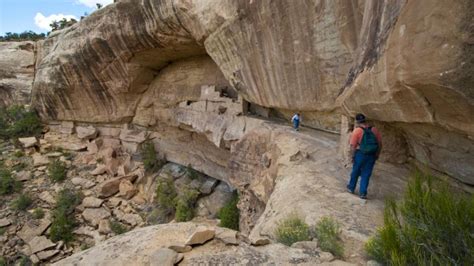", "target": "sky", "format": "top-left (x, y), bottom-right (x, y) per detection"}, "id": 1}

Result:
top-left (0, 0), bottom-right (114, 35)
